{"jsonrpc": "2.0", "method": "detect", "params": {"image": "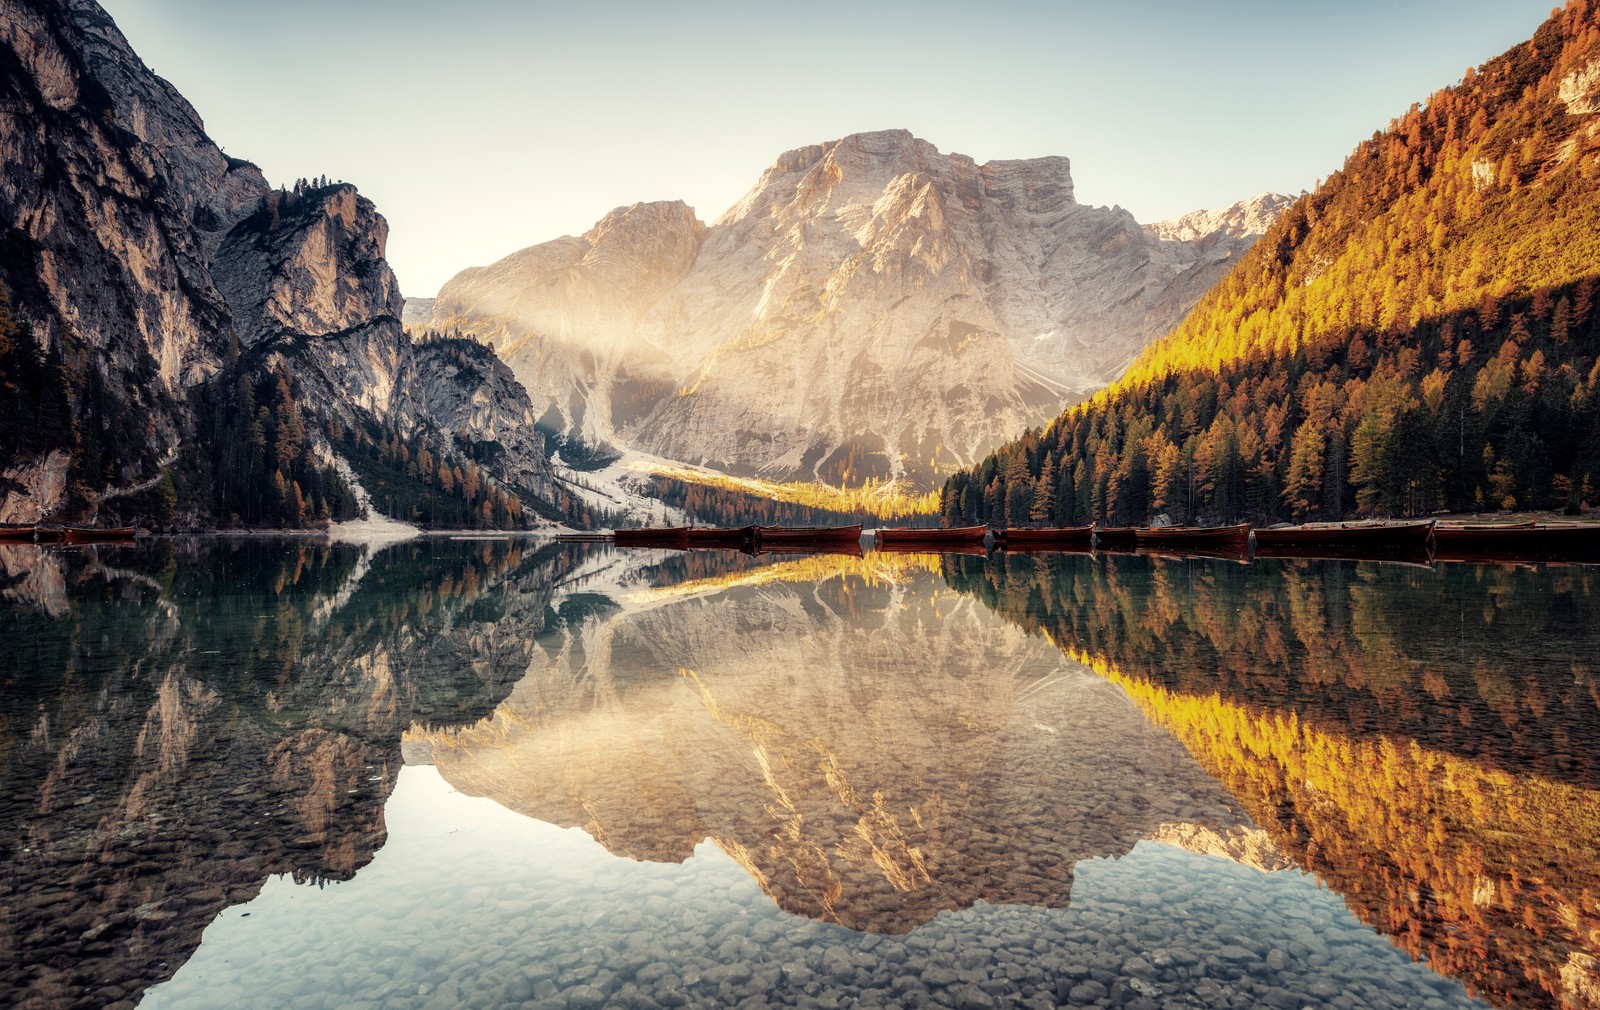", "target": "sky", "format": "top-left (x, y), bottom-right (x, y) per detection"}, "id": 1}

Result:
top-left (101, 0), bottom-right (1558, 297)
